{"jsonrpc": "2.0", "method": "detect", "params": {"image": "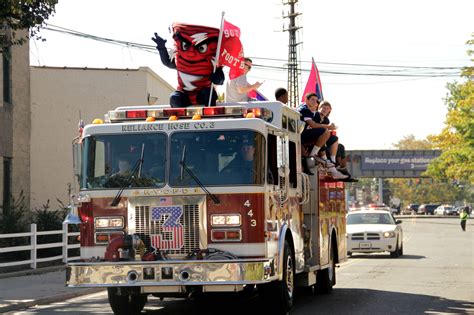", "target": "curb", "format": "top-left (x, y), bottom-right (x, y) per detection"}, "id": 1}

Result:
top-left (0, 288), bottom-right (105, 313)
top-left (395, 215), bottom-right (460, 219)
top-left (0, 265), bottom-right (65, 280)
